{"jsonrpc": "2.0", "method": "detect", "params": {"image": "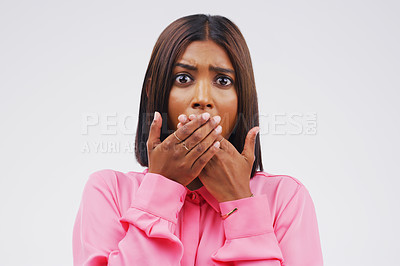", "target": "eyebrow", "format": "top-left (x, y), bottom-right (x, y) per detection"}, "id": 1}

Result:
top-left (174, 63), bottom-right (235, 75)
